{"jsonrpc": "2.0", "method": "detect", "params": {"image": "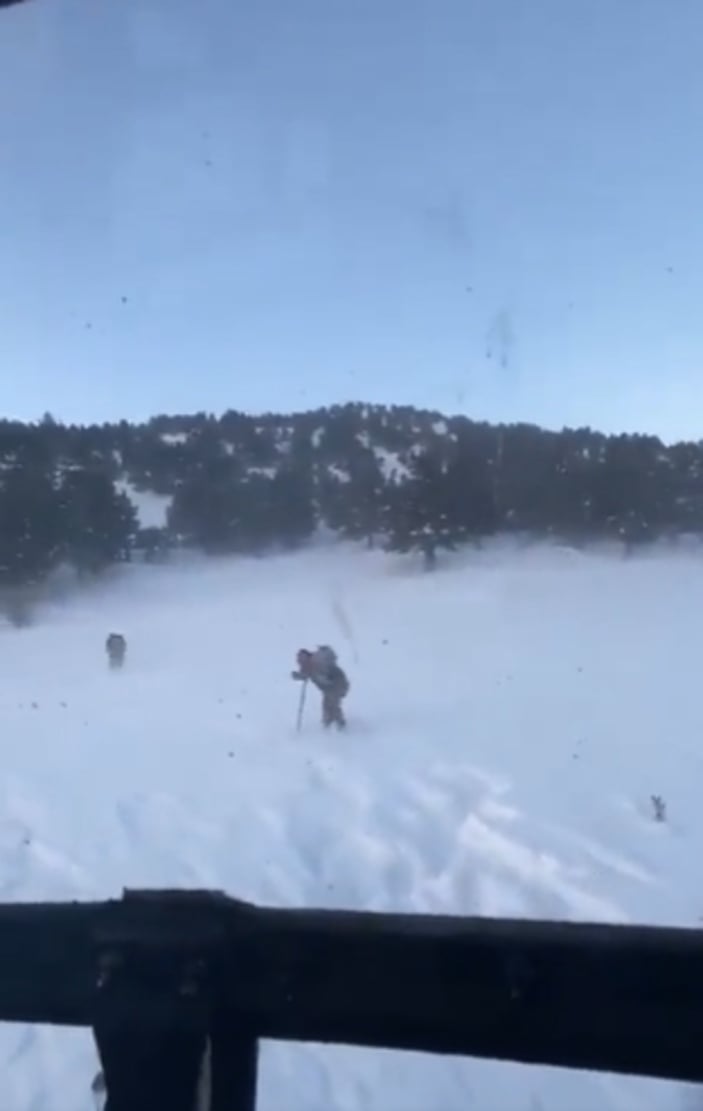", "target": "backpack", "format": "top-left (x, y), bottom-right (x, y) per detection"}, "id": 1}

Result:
top-left (314, 645), bottom-right (338, 672)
